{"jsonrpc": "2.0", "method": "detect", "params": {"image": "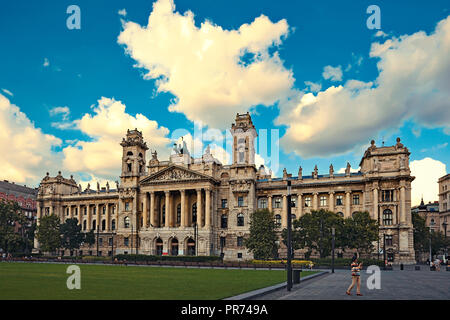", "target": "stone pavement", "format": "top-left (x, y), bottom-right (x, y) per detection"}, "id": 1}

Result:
top-left (253, 268), bottom-right (450, 300)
